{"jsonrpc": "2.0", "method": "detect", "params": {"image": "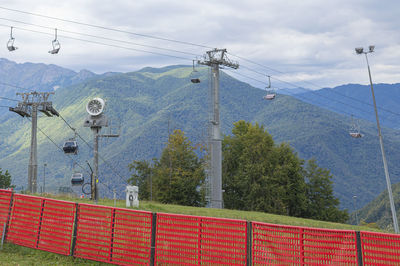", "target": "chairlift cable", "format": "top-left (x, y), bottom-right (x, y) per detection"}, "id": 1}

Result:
top-left (24, 116), bottom-right (90, 175)
top-left (233, 64), bottom-right (400, 119)
top-left (0, 24), bottom-right (194, 62)
top-left (1, 9), bottom-right (398, 120)
top-left (0, 6), bottom-right (213, 49)
top-left (225, 68), bottom-right (394, 122)
top-left (0, 17), bottom-right (202, 57)
top-left (58, 113), bottom-right (126, 182)
top-left (0, 96), bottom-right (19, 102)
